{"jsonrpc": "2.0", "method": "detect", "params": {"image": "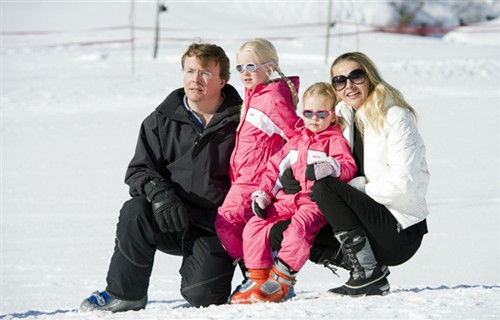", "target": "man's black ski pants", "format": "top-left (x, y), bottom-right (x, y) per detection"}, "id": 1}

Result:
top-left (105, 195), bottom-right (235, 307)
